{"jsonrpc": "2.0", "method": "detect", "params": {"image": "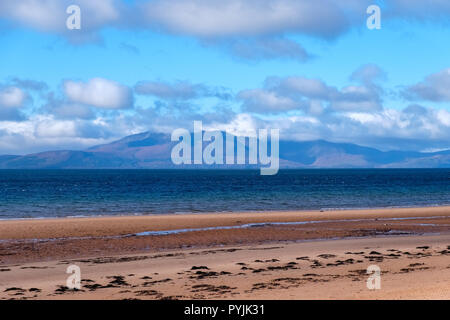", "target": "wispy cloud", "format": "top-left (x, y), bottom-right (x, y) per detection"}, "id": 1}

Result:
top-left (134, 80), bottom-right (232, 101)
